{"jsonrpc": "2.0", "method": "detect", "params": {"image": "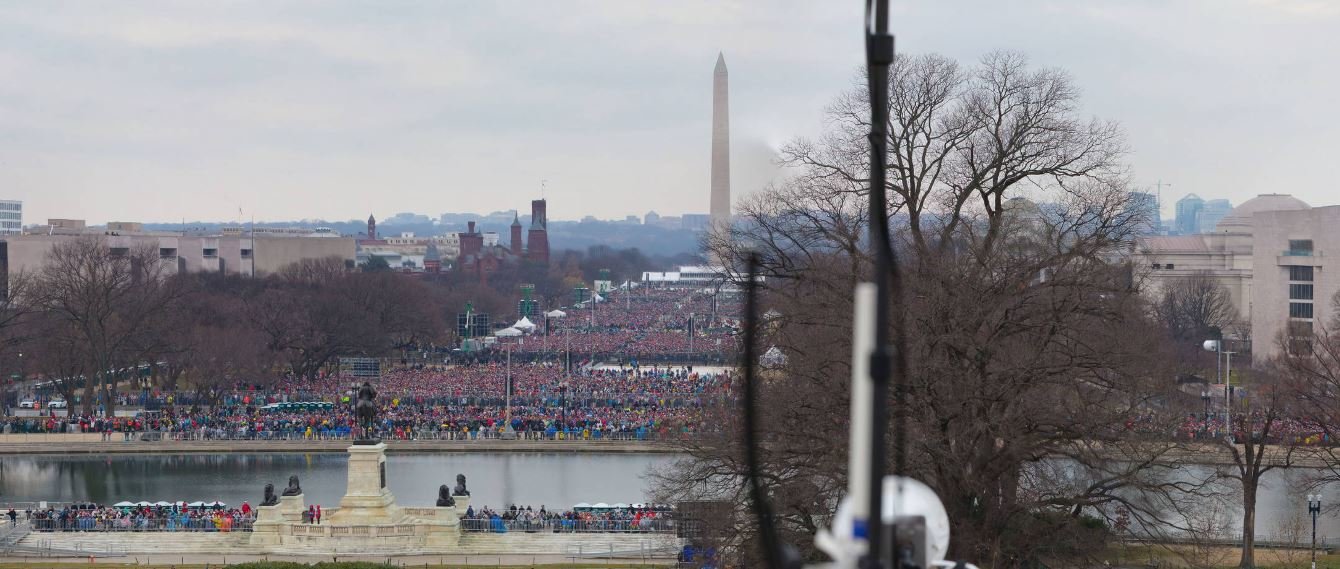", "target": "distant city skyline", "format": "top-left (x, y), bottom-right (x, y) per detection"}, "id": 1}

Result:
top-left (3, 1), bottom-right (1337, 225)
